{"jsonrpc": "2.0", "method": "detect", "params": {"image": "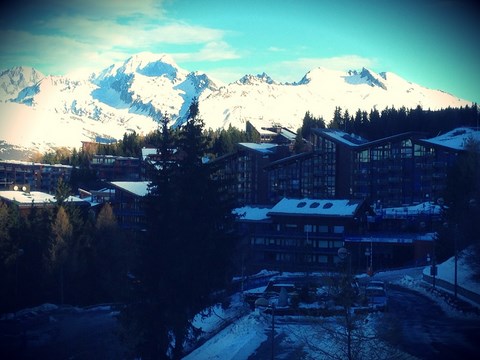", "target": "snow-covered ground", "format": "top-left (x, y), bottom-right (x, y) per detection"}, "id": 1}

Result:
top-left (2, 250), bottom-right (478, 359)
top-left (183, 249), bottom-right (480, 360)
